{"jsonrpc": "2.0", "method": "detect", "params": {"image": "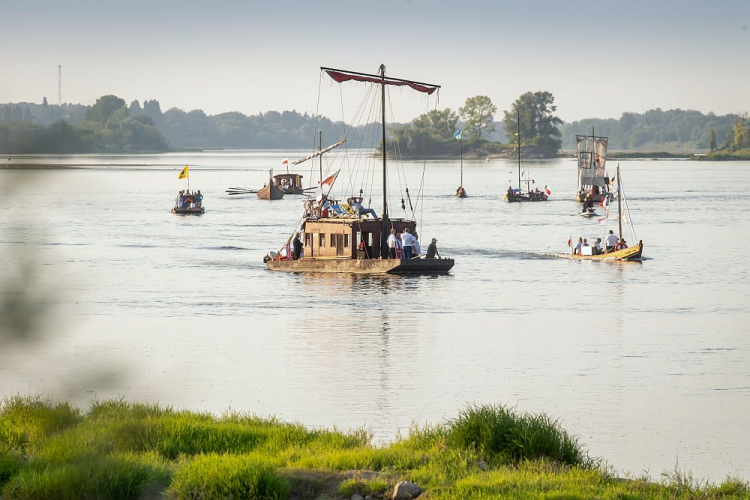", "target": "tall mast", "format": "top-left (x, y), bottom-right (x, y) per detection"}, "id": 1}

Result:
top-left (591, 127), bottom-right (595, 171)
top-left (517, 109), bottom-right (521, 191)
top-left (380, 64), bottom-right (388, 259)
top-left (617, 164), bottom-right (623, 243)
top-left (380, 64), bottom-right (387, 221)
top-left (319, 131), bottom-right (323, 183)
top-left (459, 134), bottom-right (463, 188)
